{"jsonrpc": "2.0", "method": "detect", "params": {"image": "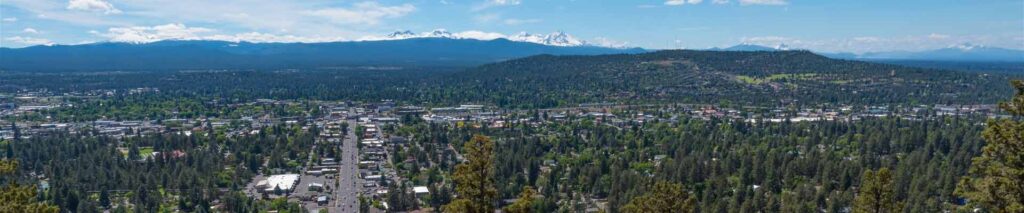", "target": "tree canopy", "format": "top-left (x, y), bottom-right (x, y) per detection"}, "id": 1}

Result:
top-left (956, 80), bottom-right (1024, 212)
